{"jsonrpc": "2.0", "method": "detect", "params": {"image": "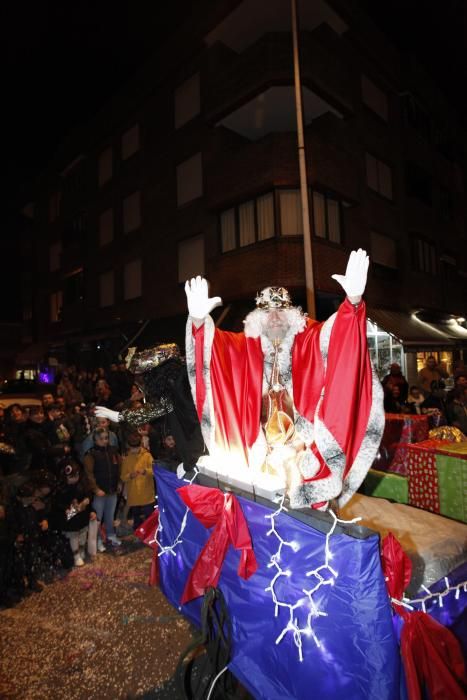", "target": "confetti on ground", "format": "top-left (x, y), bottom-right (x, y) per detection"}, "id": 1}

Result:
top-left (0, 546), bottom-right (194, 700)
